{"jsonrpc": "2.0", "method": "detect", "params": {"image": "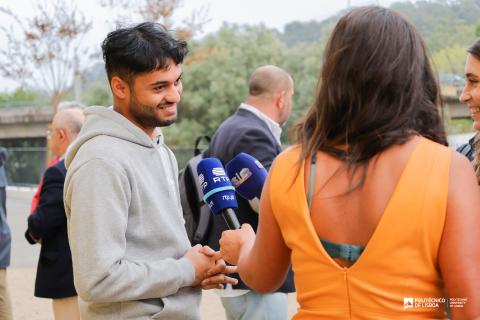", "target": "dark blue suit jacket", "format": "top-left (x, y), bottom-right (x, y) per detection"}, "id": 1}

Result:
top-left (26, 159), bottom-right (76, 298)
top-left (204, 108), bottom-right (295, 293)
